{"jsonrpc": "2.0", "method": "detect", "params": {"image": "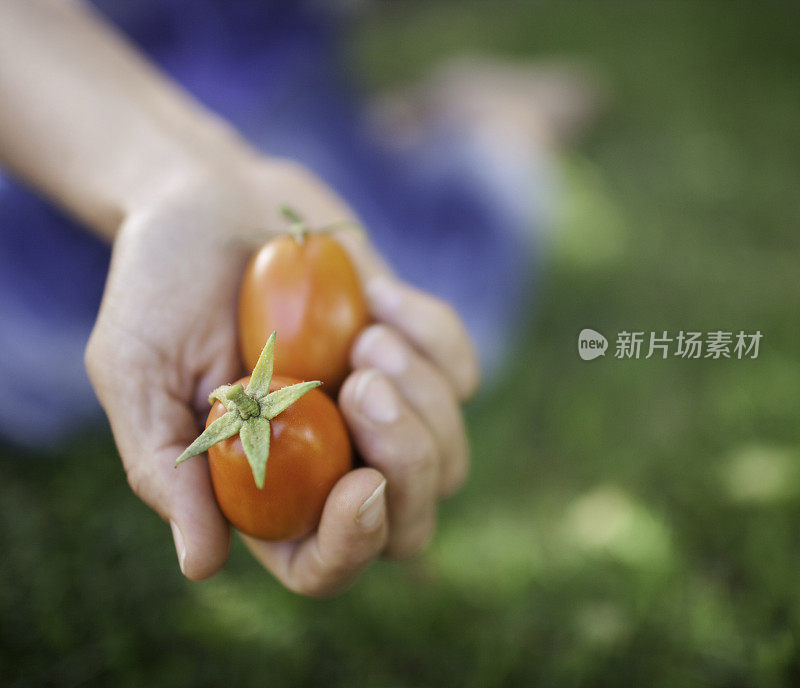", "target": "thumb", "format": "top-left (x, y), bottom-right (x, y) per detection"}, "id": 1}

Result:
top-left (85, 326), bottom-right (231, 580)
